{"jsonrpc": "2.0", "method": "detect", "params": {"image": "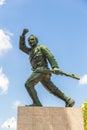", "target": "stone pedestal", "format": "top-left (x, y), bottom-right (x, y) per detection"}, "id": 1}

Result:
top-left (17, 107), bottom-right (84, 130)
